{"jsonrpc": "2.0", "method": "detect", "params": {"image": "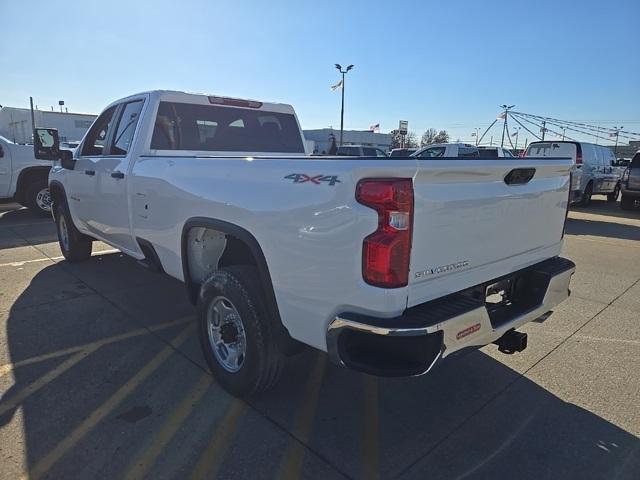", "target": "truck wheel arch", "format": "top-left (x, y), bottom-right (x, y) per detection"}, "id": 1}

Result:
top-left (15, 166), bottom-right (51, 203)
top-left (48, 180), bottom-right (67, 211)
top-left (181, 218), bottom-right (299, 354)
